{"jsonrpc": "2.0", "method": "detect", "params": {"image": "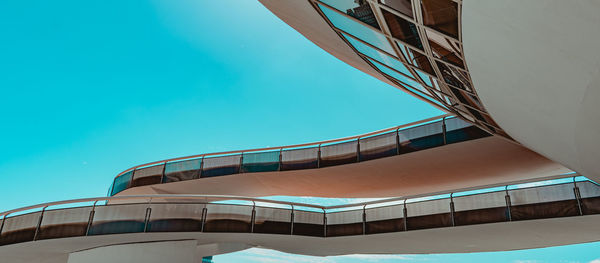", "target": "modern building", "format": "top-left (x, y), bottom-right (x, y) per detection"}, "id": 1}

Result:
top-left (1, 0), bottom-right (599, 262)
